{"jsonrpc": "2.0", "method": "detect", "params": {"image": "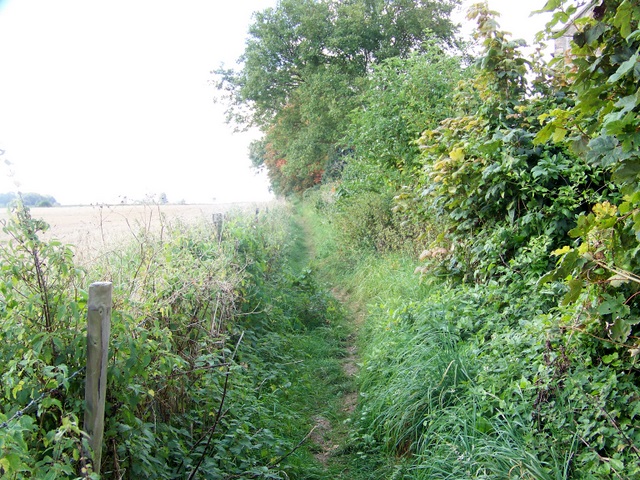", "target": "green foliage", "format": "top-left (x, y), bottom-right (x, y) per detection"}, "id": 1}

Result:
top-left (408, 5), bottom-right (609, 282)
top-left (215, 0), bottom-right (461, 195)
top-left (532, 0), bottom-right (640, 358)
top-left (344, 46), bottom-right (465, 176)
top-left (310, 209), bottom-right (640, 478)
top-left (315, 43), bottom-right (466, 254)
top-left (330, 191), bottom-right (412, 253)
top-left (0, 192), bottom-right (59, 207)
top-left (0, 202), bottom-right (350, 479)
top-left (0, 203), bottom-right (92, 478)
top-left (295, 1), bottom-right (640, 478)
